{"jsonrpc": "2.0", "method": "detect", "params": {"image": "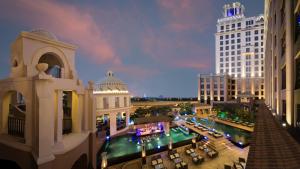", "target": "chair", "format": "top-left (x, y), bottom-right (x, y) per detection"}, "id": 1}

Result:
top-left (224, 164), bottom-right (232, 169)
